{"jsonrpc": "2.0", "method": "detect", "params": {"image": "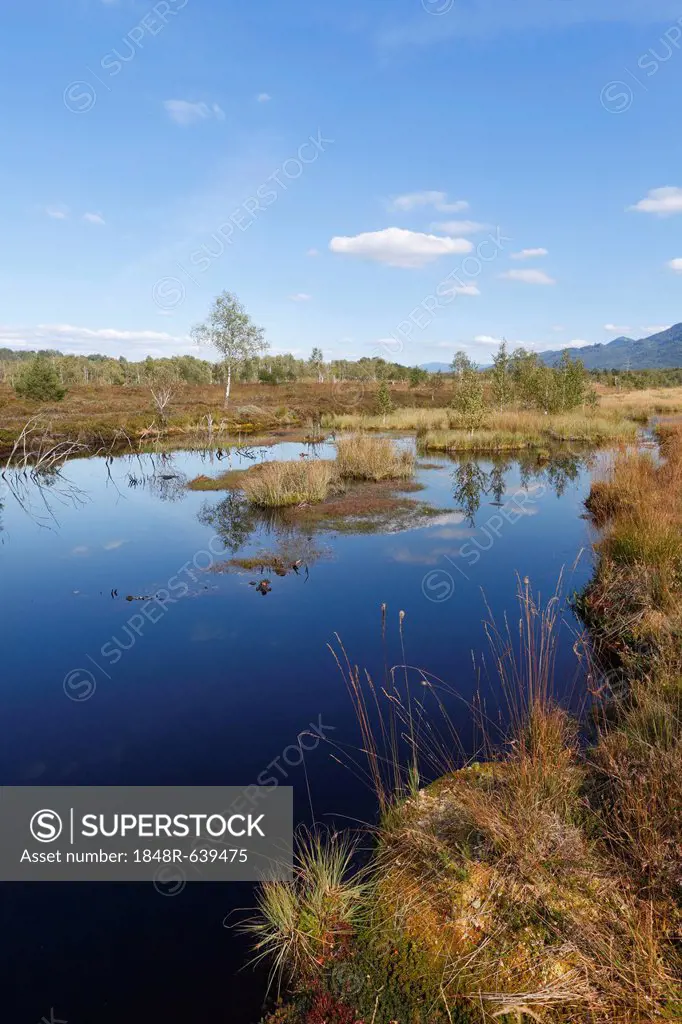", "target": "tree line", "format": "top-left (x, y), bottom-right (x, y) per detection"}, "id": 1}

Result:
top-left (4, 290), bottom-right (672, 408)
